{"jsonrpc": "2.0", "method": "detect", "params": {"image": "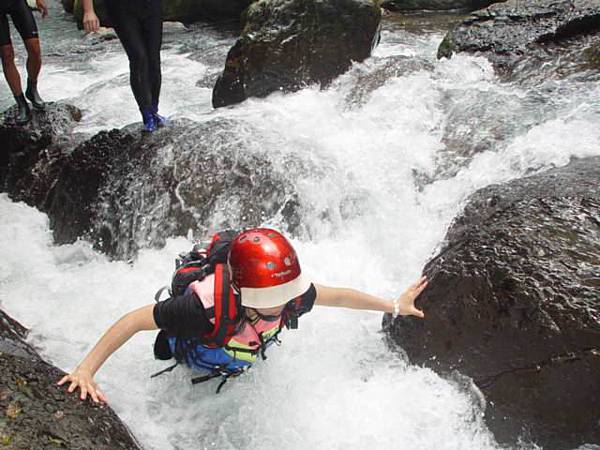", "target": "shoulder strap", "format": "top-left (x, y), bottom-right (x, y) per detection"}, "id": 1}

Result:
top-left (200, 263), bottom-right (243, 347)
